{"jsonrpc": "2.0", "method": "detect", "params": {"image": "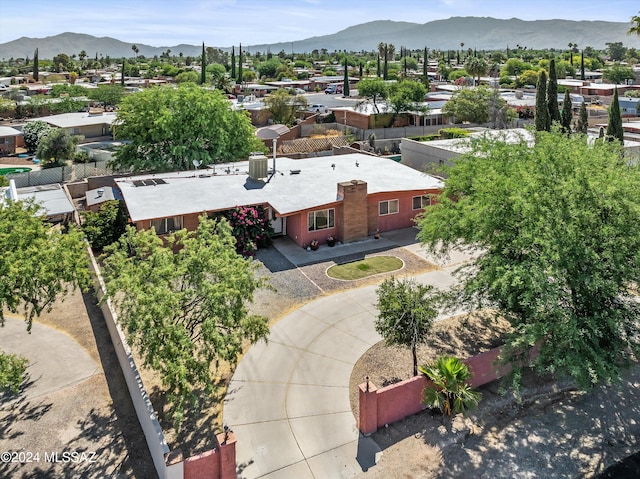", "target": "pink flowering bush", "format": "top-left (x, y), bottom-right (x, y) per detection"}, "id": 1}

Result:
top-left (220, 205), bottom-right (274, 256)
